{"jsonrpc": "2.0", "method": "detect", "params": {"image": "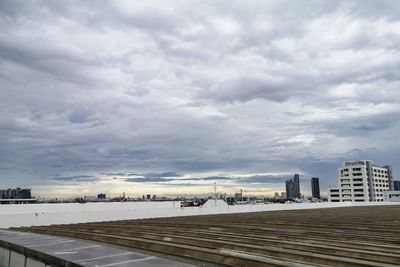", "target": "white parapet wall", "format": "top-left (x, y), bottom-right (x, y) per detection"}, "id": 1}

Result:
top-left (1, 201), bottom-right (399, 229)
